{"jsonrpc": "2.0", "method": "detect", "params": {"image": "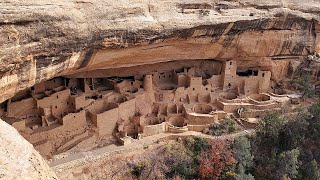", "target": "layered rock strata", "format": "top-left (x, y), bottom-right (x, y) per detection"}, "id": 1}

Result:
top-left (0, 0), bottom-right (320, 103)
